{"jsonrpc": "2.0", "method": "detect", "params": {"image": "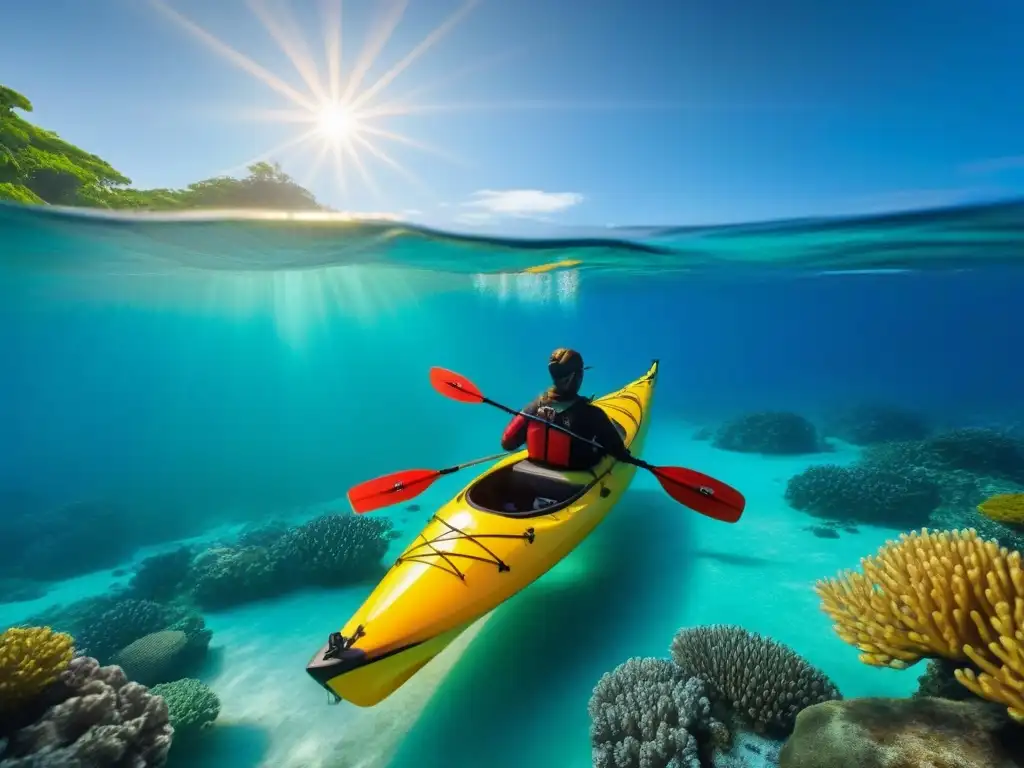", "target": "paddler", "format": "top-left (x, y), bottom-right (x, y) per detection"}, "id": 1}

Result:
top-left (500, 348), bottom-right (631, 470)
